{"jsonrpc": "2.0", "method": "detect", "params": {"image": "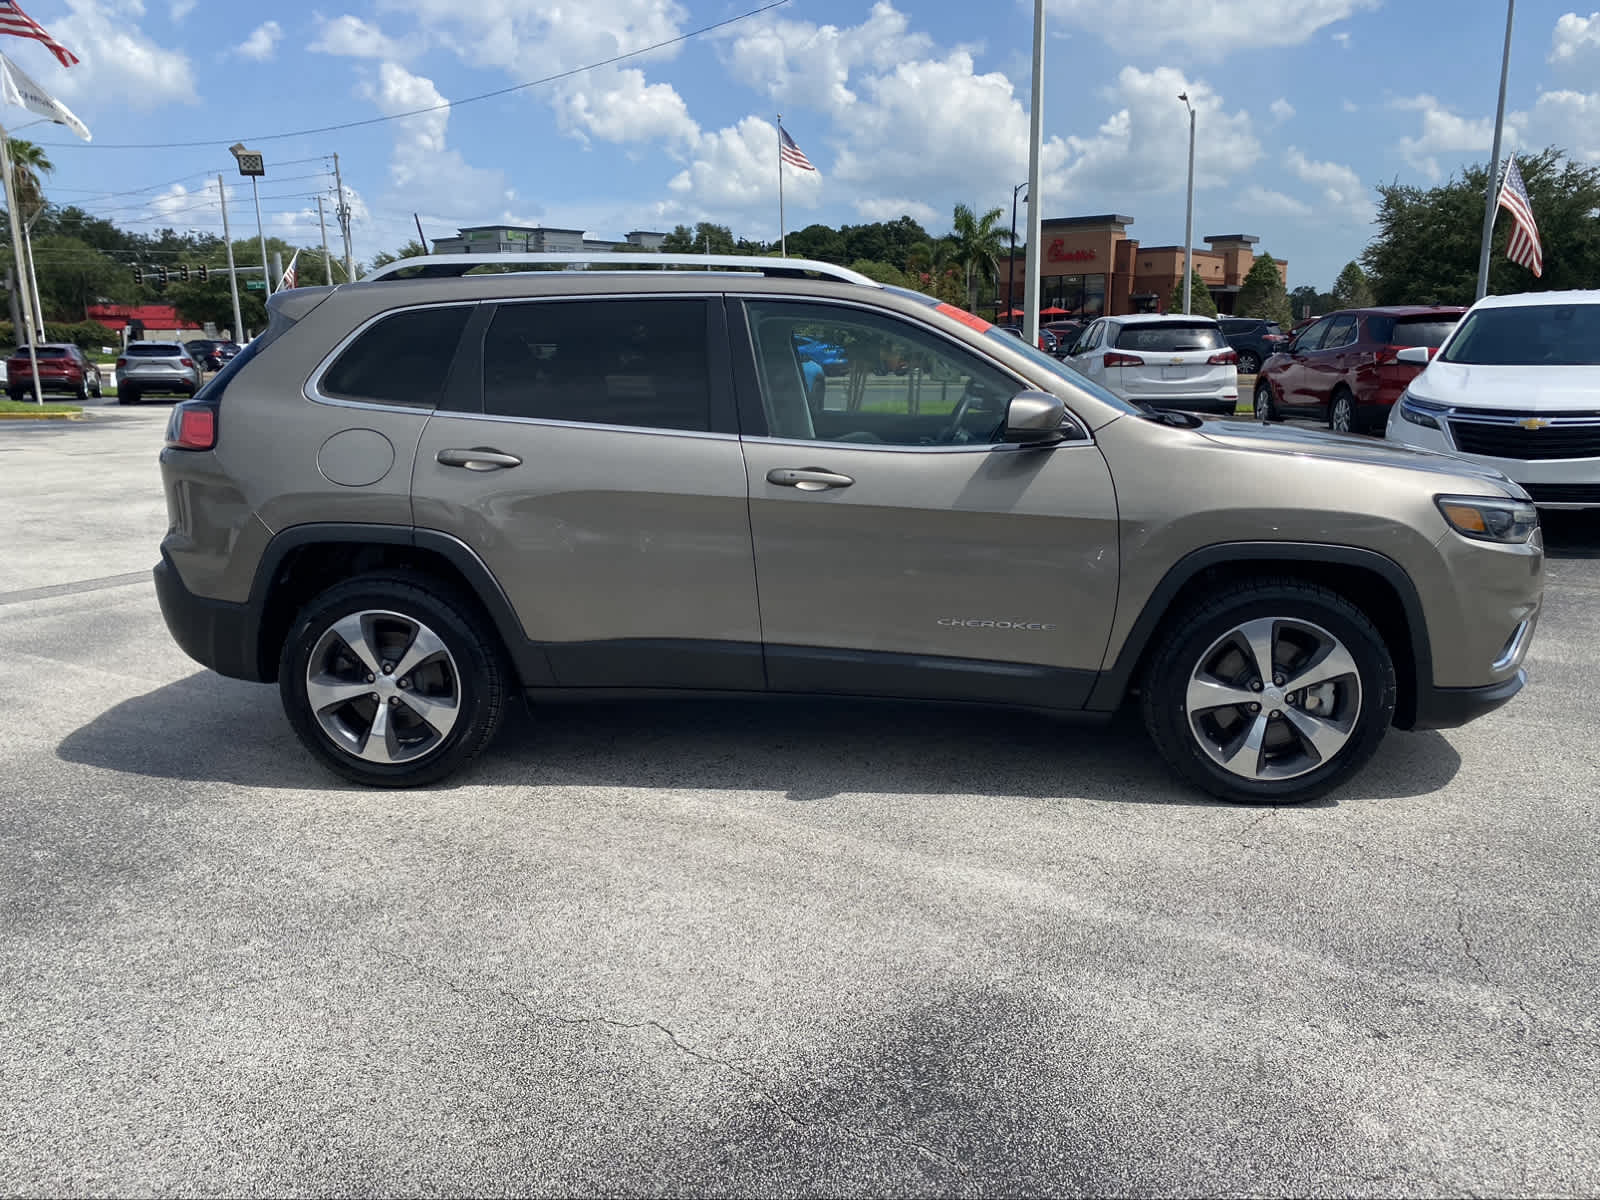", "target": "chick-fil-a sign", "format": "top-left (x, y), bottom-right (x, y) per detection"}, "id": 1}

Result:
top-left (1046, 240), bottom-right (1096, 263)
